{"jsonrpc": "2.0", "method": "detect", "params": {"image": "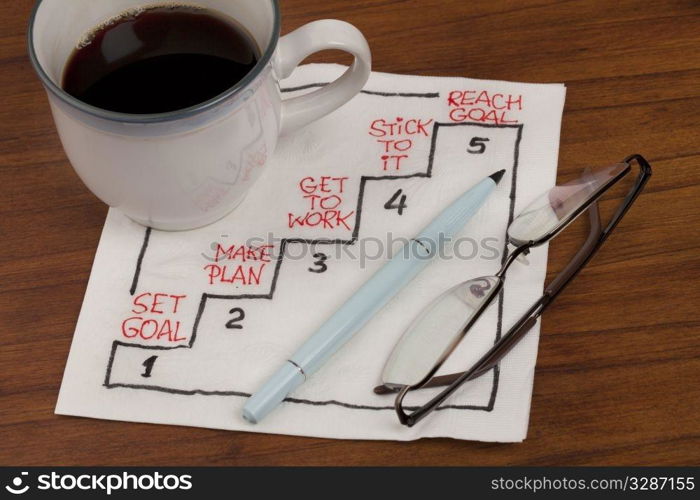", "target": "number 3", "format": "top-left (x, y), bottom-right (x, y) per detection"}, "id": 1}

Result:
top-left (309, 253), bottom-right (329, 274)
